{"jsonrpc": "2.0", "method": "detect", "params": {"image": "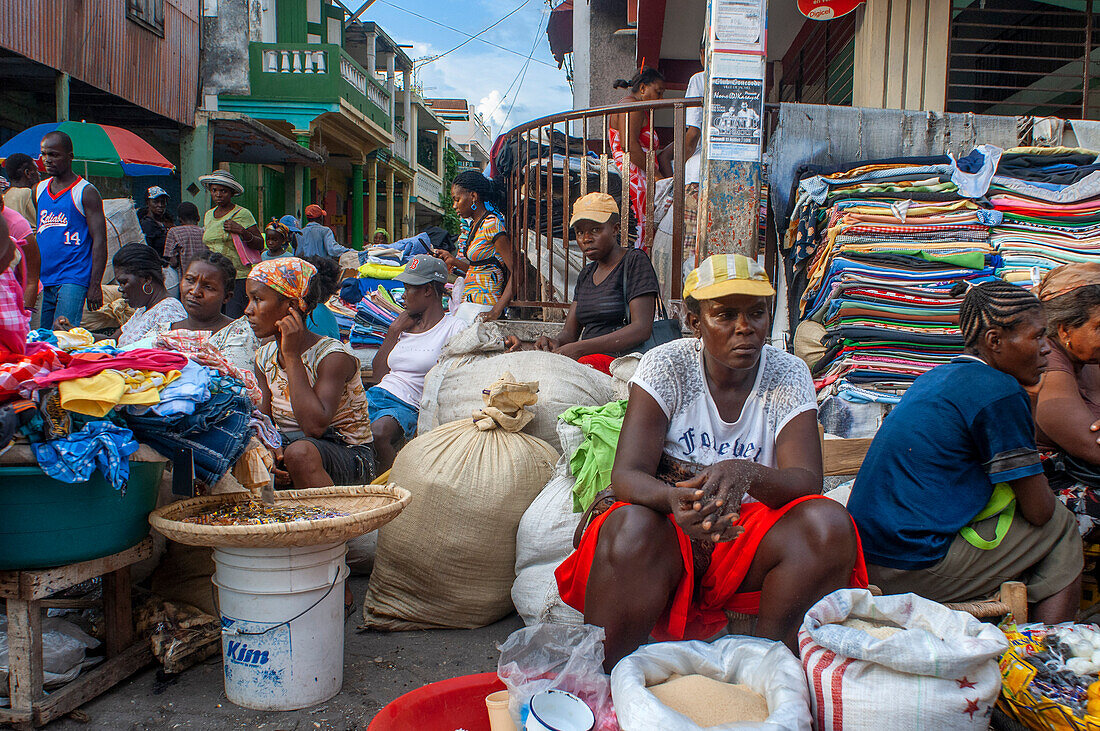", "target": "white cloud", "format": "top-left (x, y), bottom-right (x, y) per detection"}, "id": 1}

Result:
top-left (363, 2), bottom-right (574, 136)
top-left (477, 90), bottom-right (507, 127)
